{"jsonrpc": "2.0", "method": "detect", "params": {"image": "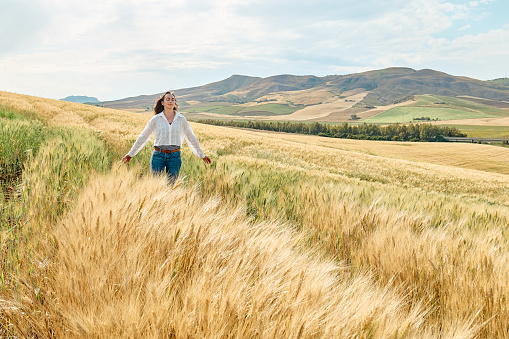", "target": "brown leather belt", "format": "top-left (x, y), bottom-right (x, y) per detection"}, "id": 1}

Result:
top-left (154, 147), bottom-right (180, 153)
